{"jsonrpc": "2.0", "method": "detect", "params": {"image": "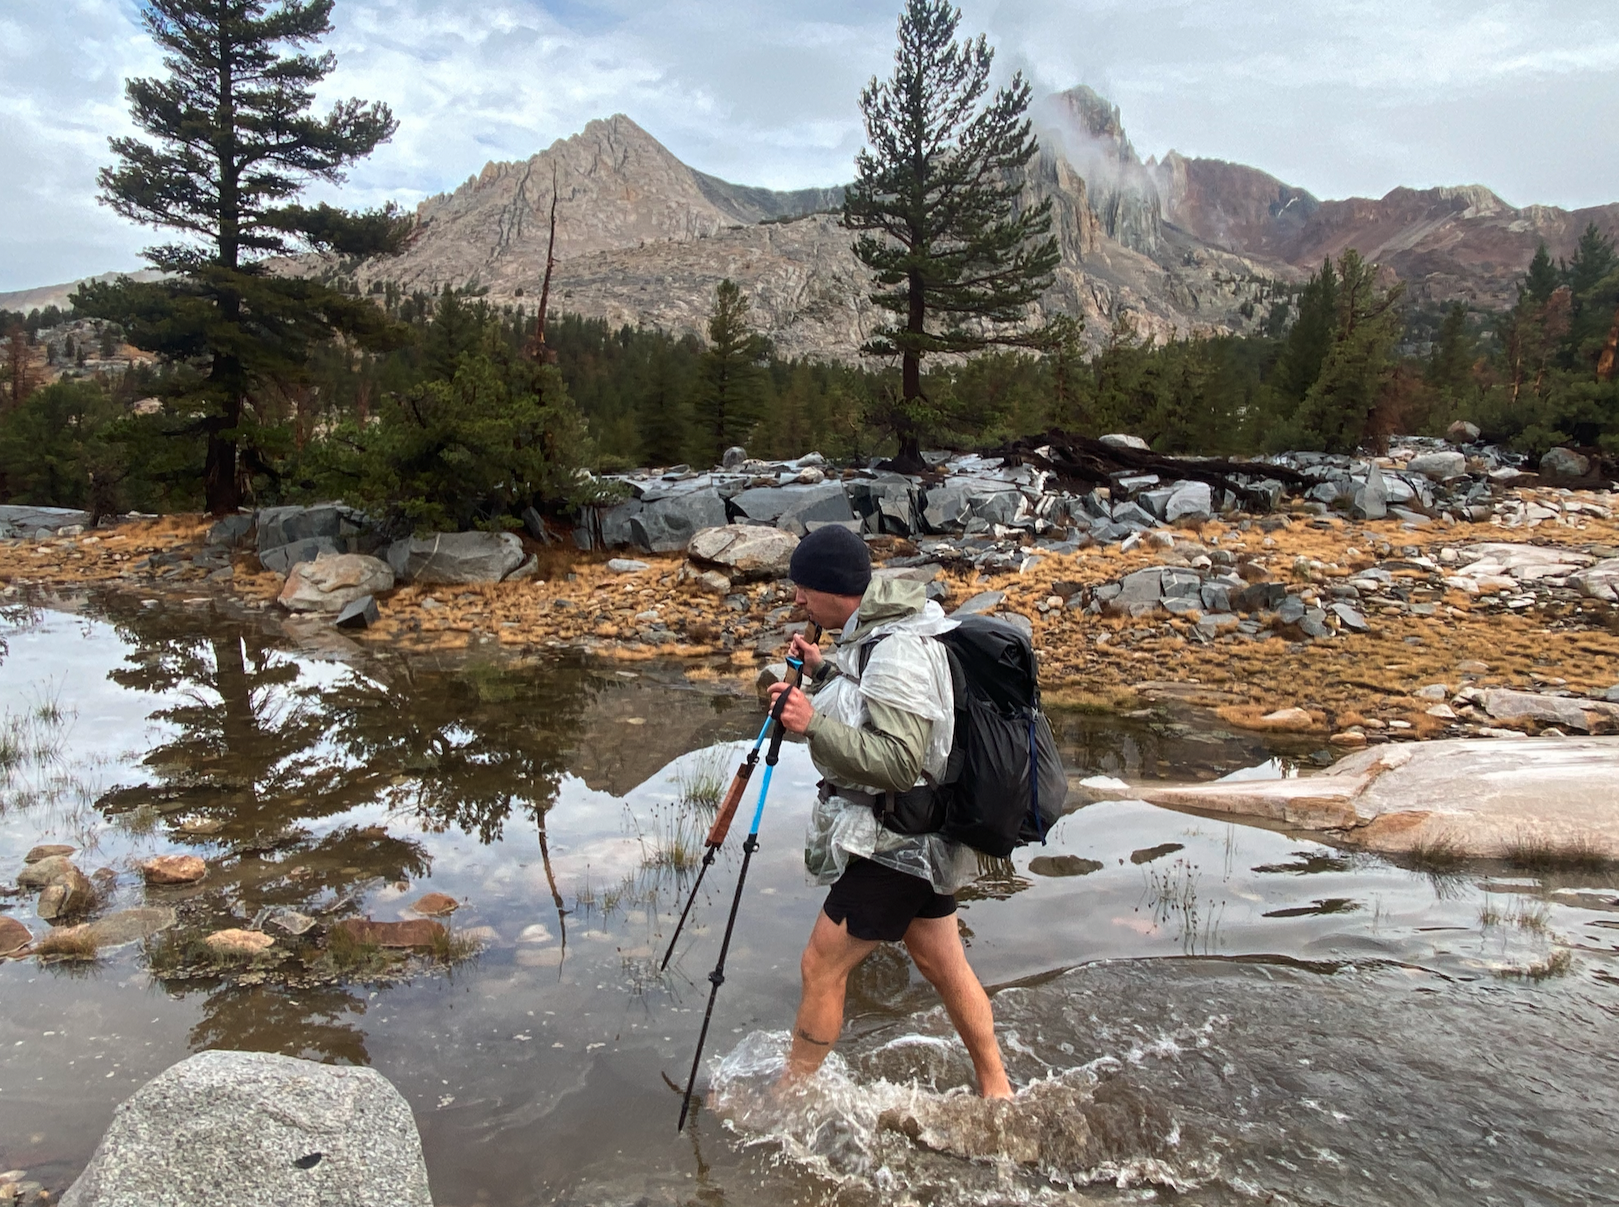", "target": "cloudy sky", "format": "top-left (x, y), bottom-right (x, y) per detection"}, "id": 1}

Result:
top-left (2, 0), bottom-right (1615, 292)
